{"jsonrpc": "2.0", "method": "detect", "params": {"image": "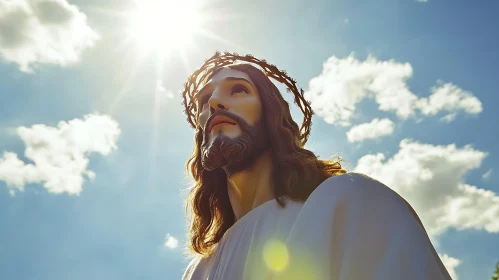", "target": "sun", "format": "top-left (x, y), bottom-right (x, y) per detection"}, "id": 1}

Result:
top-left (127, 0), bottom-right (203, 54)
